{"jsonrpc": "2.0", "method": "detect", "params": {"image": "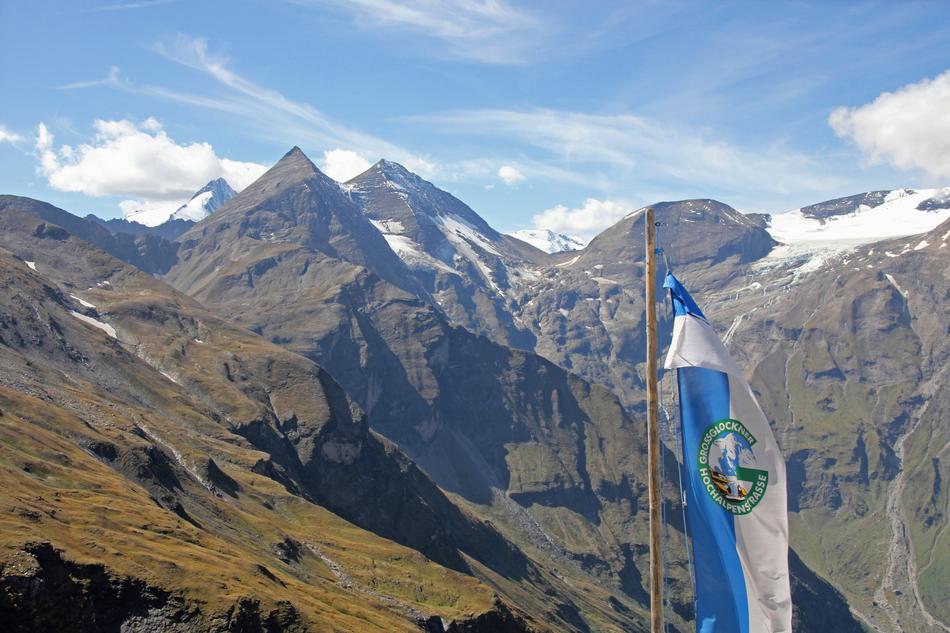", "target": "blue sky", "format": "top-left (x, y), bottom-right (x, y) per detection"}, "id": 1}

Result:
top-left (1, 0), bottom-right (949, 239)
